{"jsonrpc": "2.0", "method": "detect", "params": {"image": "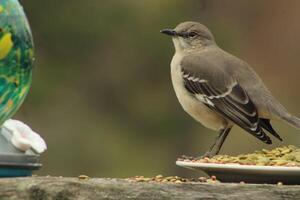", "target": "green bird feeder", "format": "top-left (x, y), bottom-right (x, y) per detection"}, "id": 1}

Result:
top-left (0, 0), bottom-right (41, 177)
